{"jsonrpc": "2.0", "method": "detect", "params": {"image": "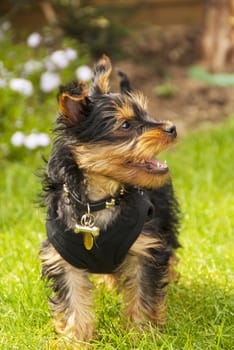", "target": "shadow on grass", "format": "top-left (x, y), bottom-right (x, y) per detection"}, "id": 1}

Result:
top-left (92, 279), bottom-right (233, 349)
